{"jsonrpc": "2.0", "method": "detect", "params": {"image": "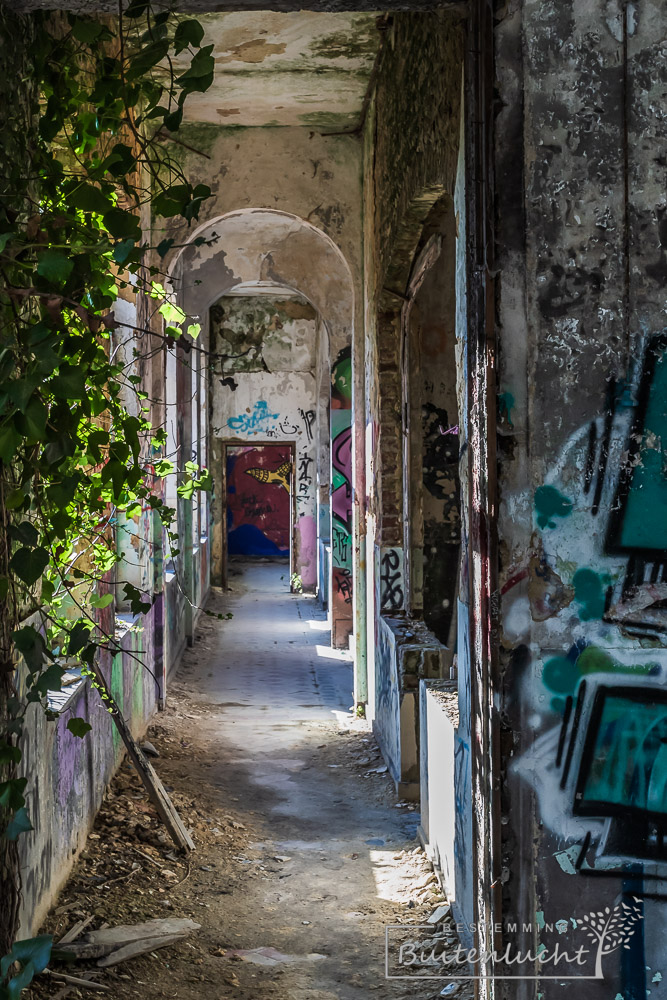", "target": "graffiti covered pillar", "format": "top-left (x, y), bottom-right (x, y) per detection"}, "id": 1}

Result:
top-left (330, 348), bottom-right (353, 648)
